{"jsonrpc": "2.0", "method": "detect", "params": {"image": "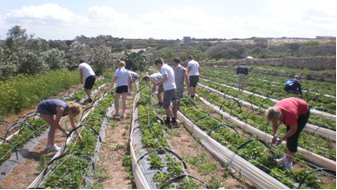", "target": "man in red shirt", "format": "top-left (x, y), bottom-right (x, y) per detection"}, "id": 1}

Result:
top-left (266, 97), bottom-right (310, 170)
